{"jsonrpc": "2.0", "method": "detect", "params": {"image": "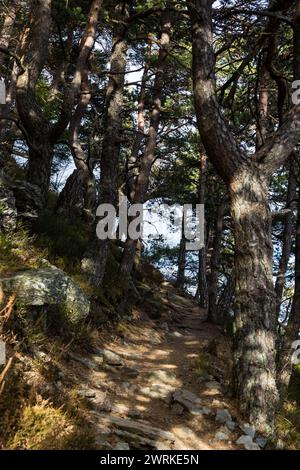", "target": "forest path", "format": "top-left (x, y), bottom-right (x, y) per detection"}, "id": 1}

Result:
top-left (70, 282), bottom-right (242, 450)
